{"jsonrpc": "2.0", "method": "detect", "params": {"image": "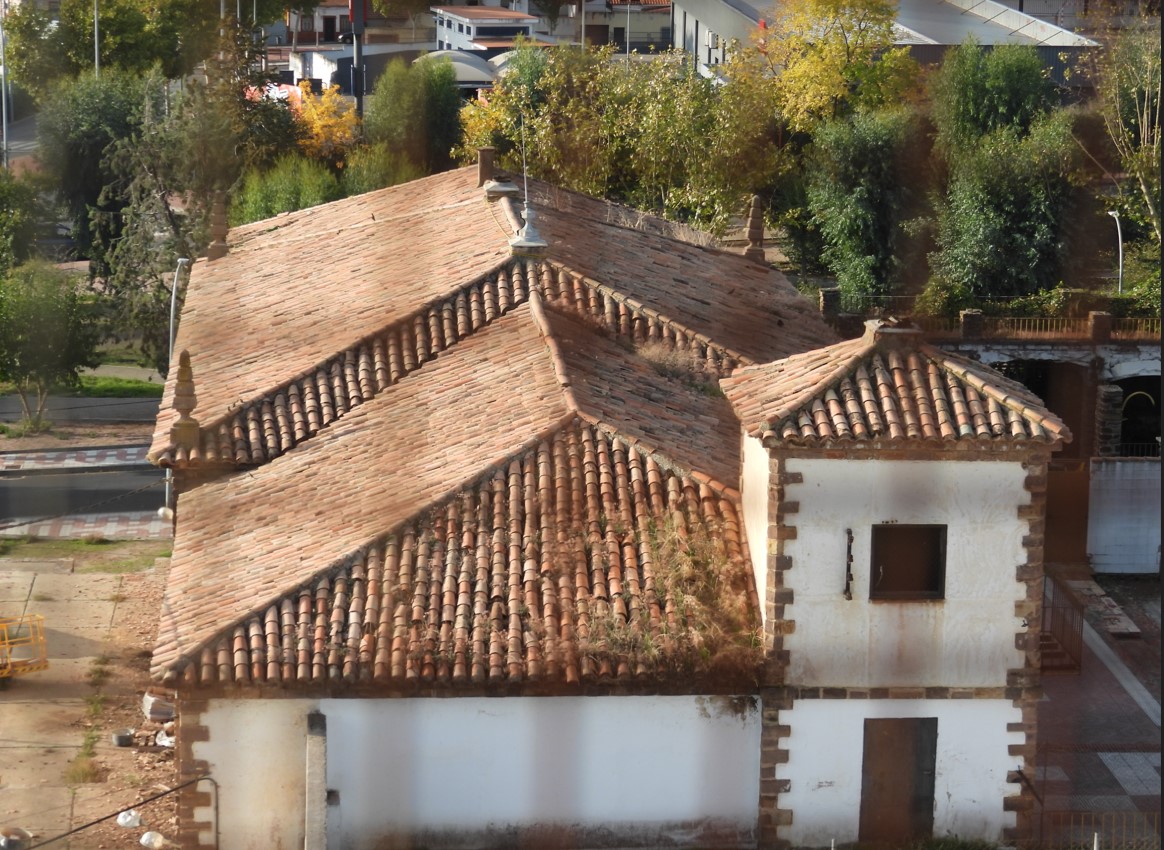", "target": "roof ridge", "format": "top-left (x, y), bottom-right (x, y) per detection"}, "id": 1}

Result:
top-left (527, 288), bottom-right (582, 417)
top-left (543, 259), bottom-right (753, 366)
top-left (747, 337), bottom-right (871, 437)
top-left (918, 342), bottom-right (1072, 441)
top-left (152, 257), bottom-right (537, 467)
